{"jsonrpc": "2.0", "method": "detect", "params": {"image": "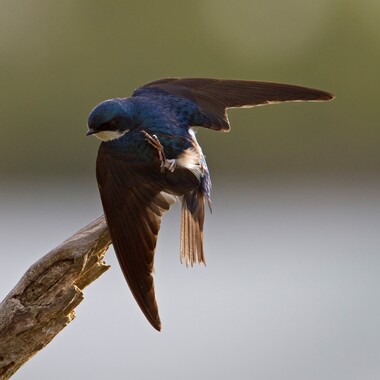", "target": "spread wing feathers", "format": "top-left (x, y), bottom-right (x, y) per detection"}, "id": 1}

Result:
top-left (180, 189), bottom-right (206, 267)
top-left (136, 77), bottom-right (335, 131)
top-left (96, 147), bottom-right (176, 331)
